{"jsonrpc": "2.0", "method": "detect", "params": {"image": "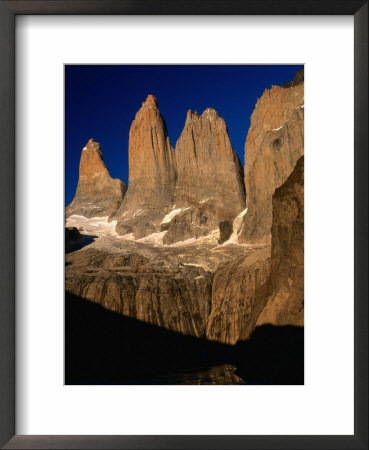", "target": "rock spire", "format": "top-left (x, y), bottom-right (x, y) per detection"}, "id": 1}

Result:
top-left (114, 97), bottom-right (246, 244)
top-left (114, 95), bottom-right (176, 237)
top-left (66, 138), bottom-right (126, 218)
